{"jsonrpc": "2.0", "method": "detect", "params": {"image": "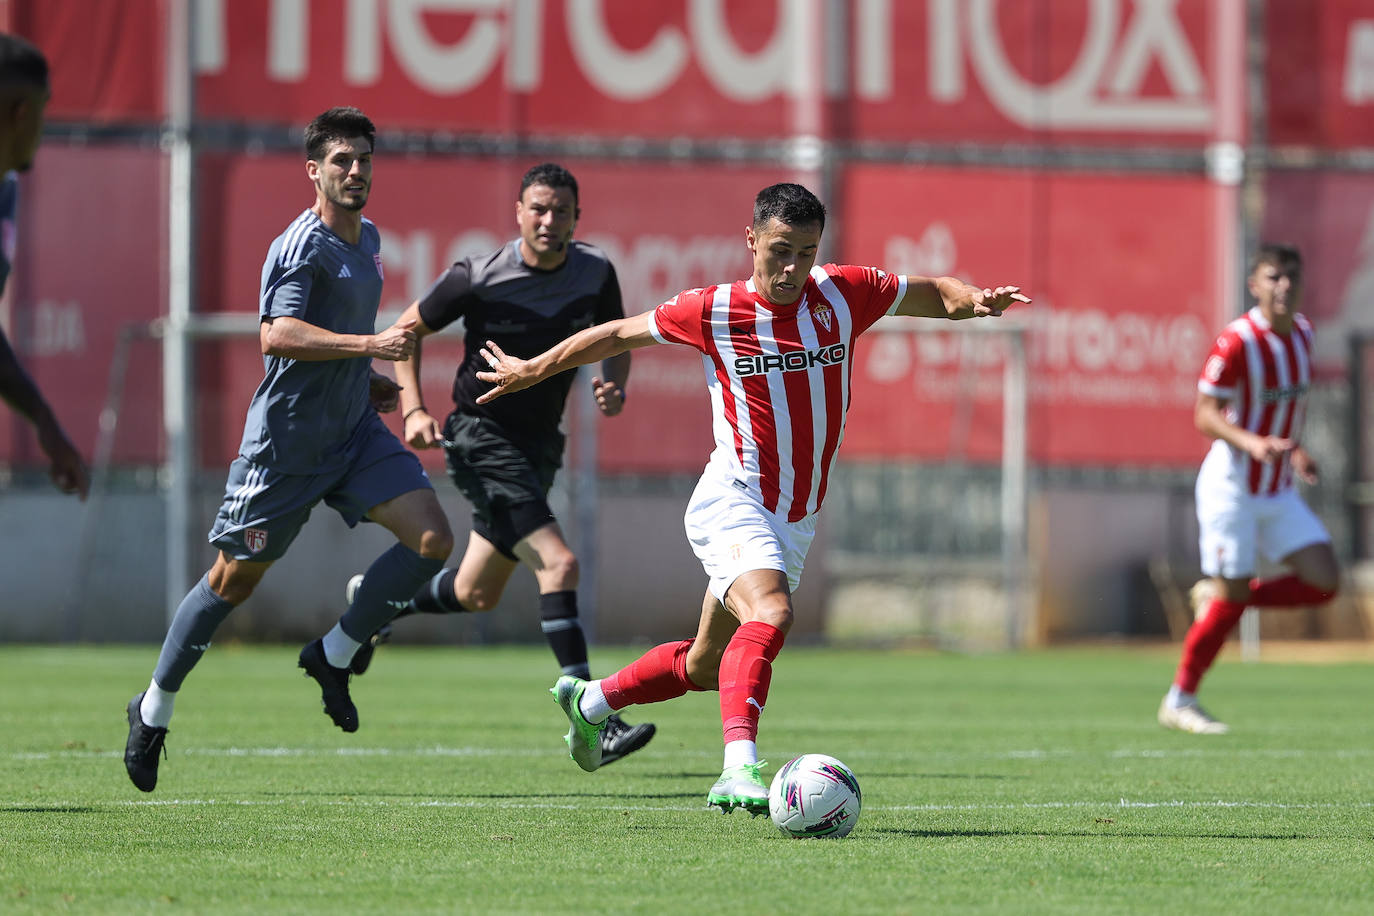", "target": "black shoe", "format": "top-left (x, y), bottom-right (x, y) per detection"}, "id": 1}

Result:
top-left (298, 639), bottom-right (359, 732)
top-left (599, 713), bottom-right (656, 766)
top-left (124, 692), bottom-right (168, 792)
top-left (349, 624), bottom-right (392, 676)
